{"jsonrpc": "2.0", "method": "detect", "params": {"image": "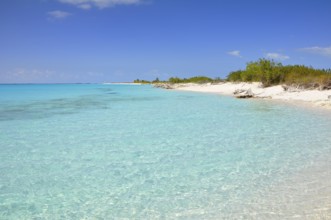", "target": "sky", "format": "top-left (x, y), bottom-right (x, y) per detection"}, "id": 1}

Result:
top-left (0, 0), bottom-right (331, 83)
